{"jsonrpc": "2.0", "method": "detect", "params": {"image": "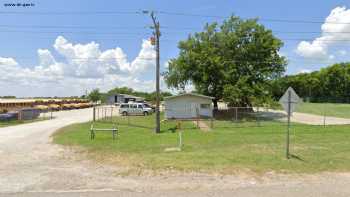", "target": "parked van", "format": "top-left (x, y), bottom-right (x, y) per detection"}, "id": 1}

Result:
top-left (119, 103), bottom-right (153, 116)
